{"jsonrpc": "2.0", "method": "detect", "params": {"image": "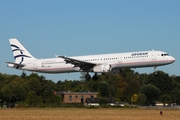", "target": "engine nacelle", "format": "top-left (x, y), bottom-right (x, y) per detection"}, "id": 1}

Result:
top-left (93, 64), bottom-right (111, 73)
